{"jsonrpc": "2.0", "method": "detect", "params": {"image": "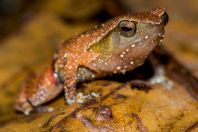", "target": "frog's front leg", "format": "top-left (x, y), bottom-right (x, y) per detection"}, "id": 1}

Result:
top-left (63, 51), bottom-right (99, 104)
top-left (63, 58), bottom-right (79, 104)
